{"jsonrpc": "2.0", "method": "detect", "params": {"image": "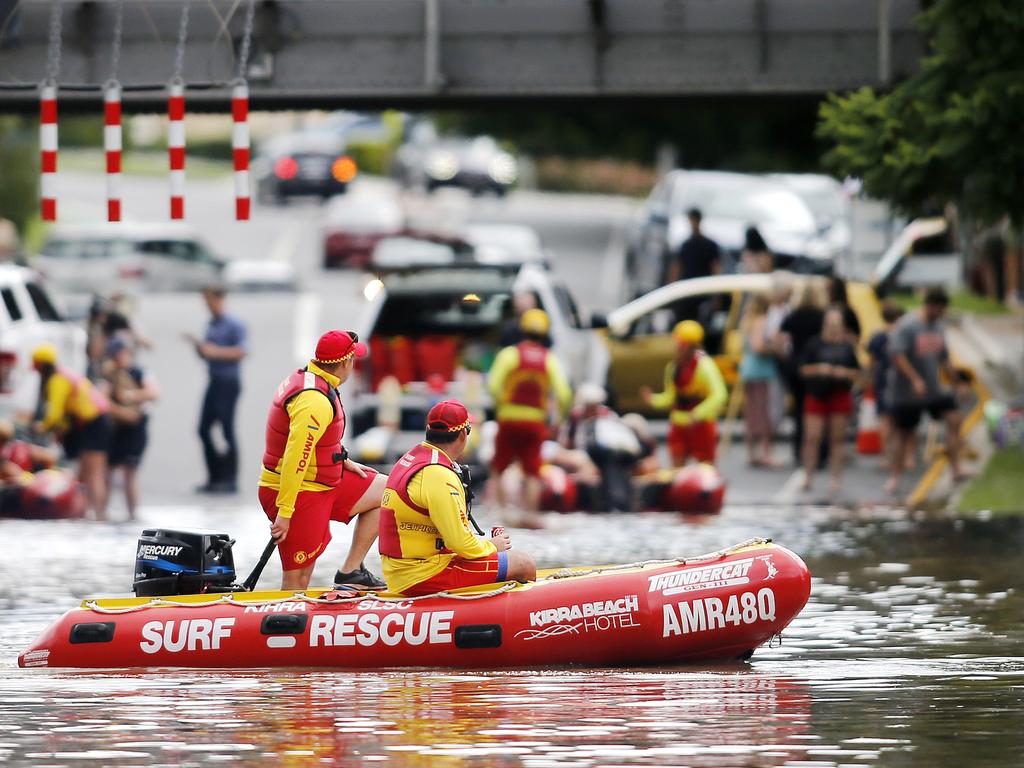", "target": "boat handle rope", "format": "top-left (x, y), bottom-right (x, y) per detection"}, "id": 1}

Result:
top-left (83, 581), bottom-right (520, 615)
top-left (541, 537), bottom-right (770, 580)
top-left (83, 538), bottom-right (771, 614)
